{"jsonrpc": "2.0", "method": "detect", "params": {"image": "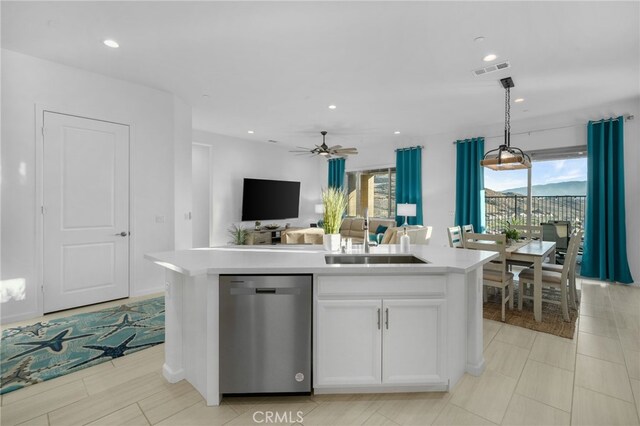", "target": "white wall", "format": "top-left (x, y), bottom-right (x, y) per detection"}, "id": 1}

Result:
top-left (0, 49), bottom-right (192, 323)
top-left (173, 96), bottom-right (193, 250)
top-left (192, 130), bottom-right (325, 246)
top-left (345, 98), bottom-right (640, 283)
